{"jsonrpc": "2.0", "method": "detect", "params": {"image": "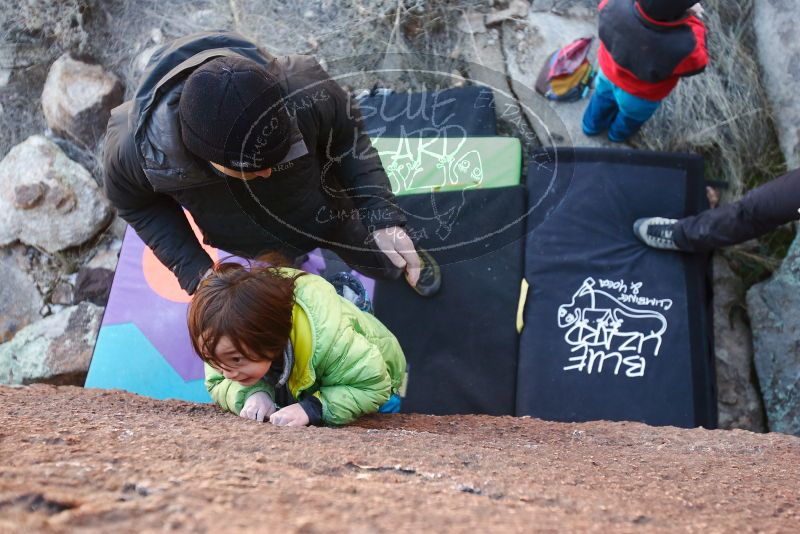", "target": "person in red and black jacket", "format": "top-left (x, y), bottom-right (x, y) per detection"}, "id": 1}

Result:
top-left (582, 0), bottom-right (708, 142)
